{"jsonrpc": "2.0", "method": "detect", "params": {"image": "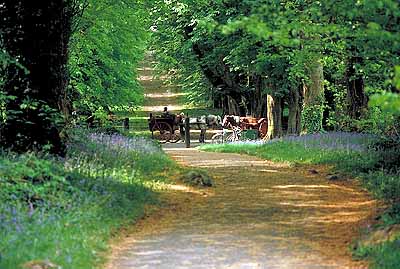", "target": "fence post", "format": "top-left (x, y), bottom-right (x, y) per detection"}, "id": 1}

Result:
top-left (123, 118), bottom-right (129, 130)
top-left (149, 113), bottom-right (153, 138)
top-left (185, 117), bottom-right (190, 148)
top-left (199, 128), bottom-right (206, 143)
